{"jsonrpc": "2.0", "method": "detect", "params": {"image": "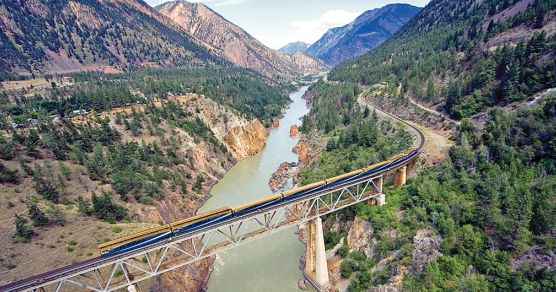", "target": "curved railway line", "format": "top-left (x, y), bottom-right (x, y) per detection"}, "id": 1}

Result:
top-left (1, 108), bottom-right (425, 292)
